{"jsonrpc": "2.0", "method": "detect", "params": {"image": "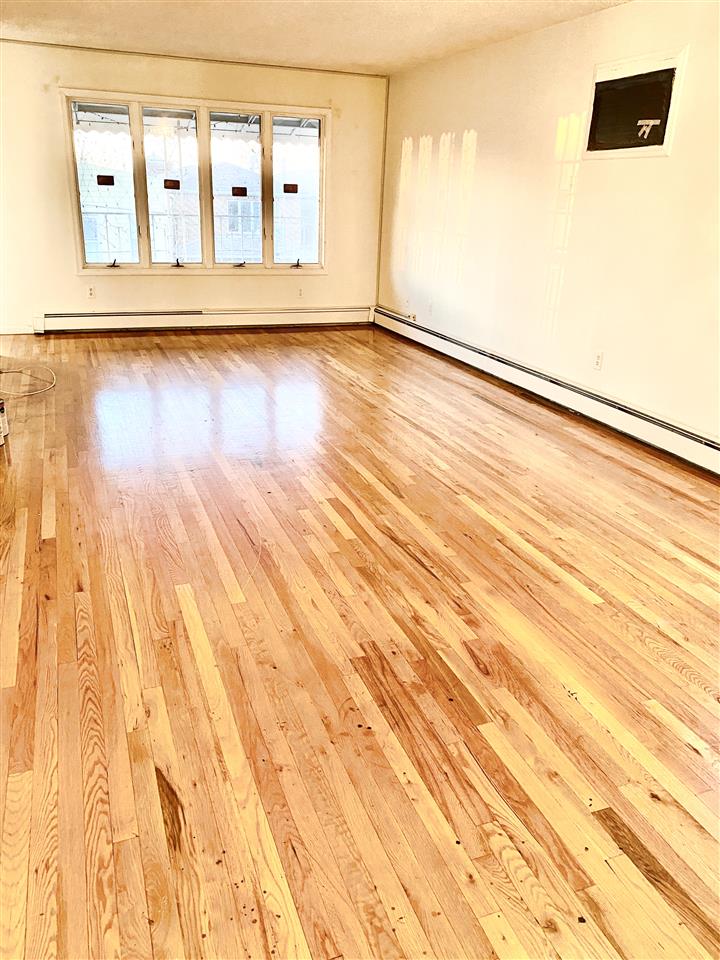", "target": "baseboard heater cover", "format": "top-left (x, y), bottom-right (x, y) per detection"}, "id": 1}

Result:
top-left (374, 307), bottom-right (719, 473)
top-left (41, 306), bottom-right (372, 333)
